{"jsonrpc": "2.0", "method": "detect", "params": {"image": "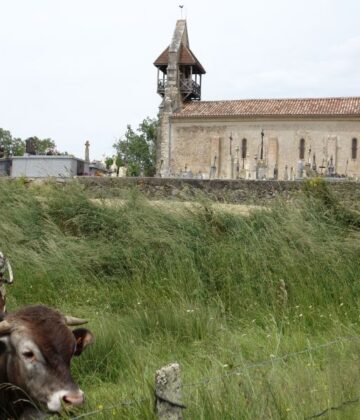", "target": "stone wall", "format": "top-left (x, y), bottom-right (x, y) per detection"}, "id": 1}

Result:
top-left (169, 118), bottom-right (360, 179)
top-left (77, 177), bottom-right (360, 206)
